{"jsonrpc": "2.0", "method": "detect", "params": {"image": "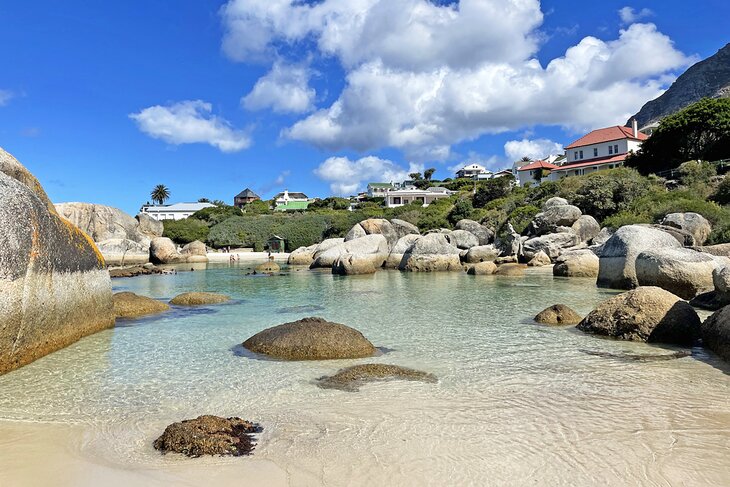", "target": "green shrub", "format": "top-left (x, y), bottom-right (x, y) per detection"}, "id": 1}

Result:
top-left (447, 198), bottom-right (474, 225)
top-left (711, 177), bottom-right (730, 205)
top-left (472, 177), bottom-right (514, 208)
top-left (506, 205), bottom-right (540, 234)
top-left (162, 218), bottom-right (210, 244)
top-left (678, 160), bottom-right (717, 189)
top-left (190, 204), bottom-right (243, 225)
top-left (417, 197), bottom-right (455, 231)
